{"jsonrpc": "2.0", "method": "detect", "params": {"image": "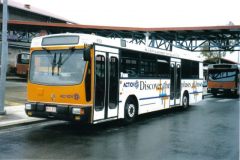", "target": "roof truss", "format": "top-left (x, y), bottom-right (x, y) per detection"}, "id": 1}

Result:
top-left (1, 20), bottom-right (240, 52)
